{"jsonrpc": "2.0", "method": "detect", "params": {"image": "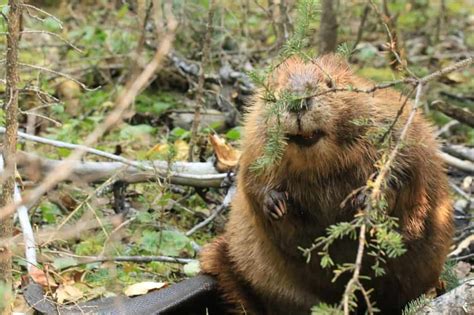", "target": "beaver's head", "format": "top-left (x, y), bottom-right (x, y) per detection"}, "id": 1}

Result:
top-left (259, 55), bottom-right (375, 173)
